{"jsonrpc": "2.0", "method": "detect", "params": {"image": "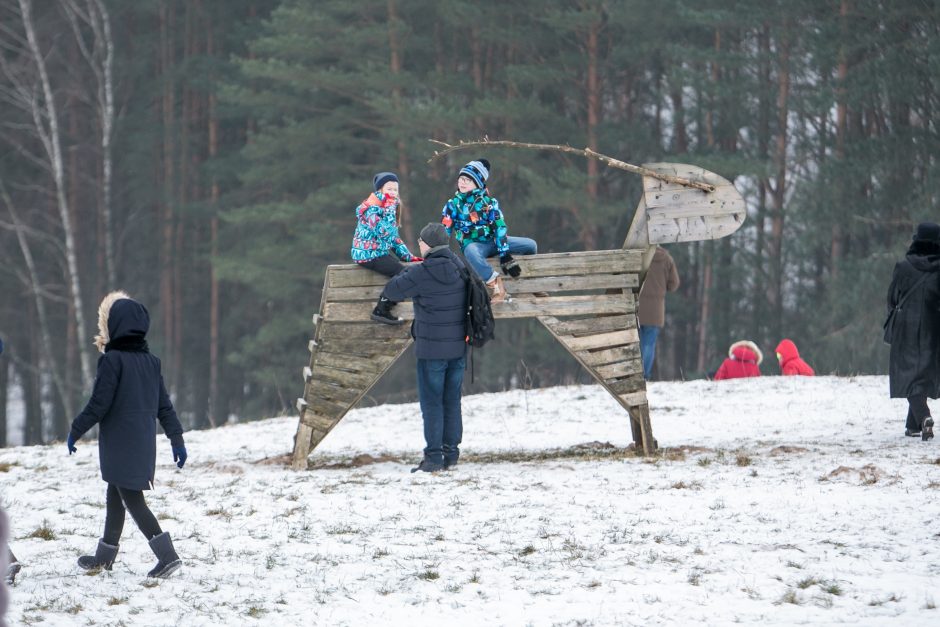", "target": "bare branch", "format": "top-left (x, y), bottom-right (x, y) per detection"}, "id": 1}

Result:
top-left (427, 138), bottom-right (717, 193)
